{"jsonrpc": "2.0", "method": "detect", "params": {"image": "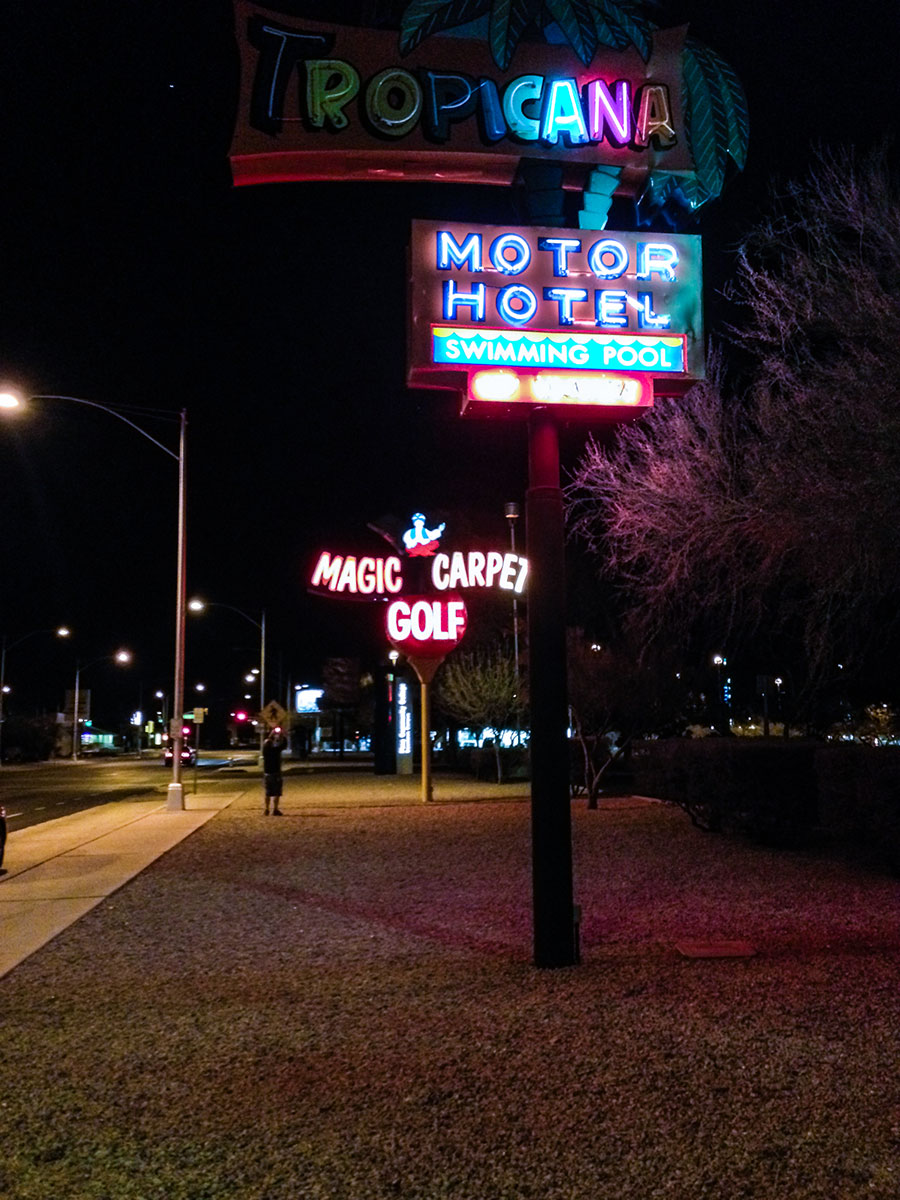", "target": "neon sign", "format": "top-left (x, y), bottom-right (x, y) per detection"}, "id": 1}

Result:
top-left (434, 328), bottom-right (685, 372)
top-left (408, 220), bottom-right (703, 405)
top-left (431, 551), bottom-right (528, 595)
top-left (396, 680), bottom-right (413, 758)
top-left (468, 370), bottom-right (649, 410)
top-left (230, 7), bottom-right (690, 189)
top-left (310, 549), bottom-right (527, 596)
top-left (386, 596), bottom-right (468, 658)
top-left (402, 513), bottom-right (445, 557)
top-left (311, 552), bottom-right (403, 595)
